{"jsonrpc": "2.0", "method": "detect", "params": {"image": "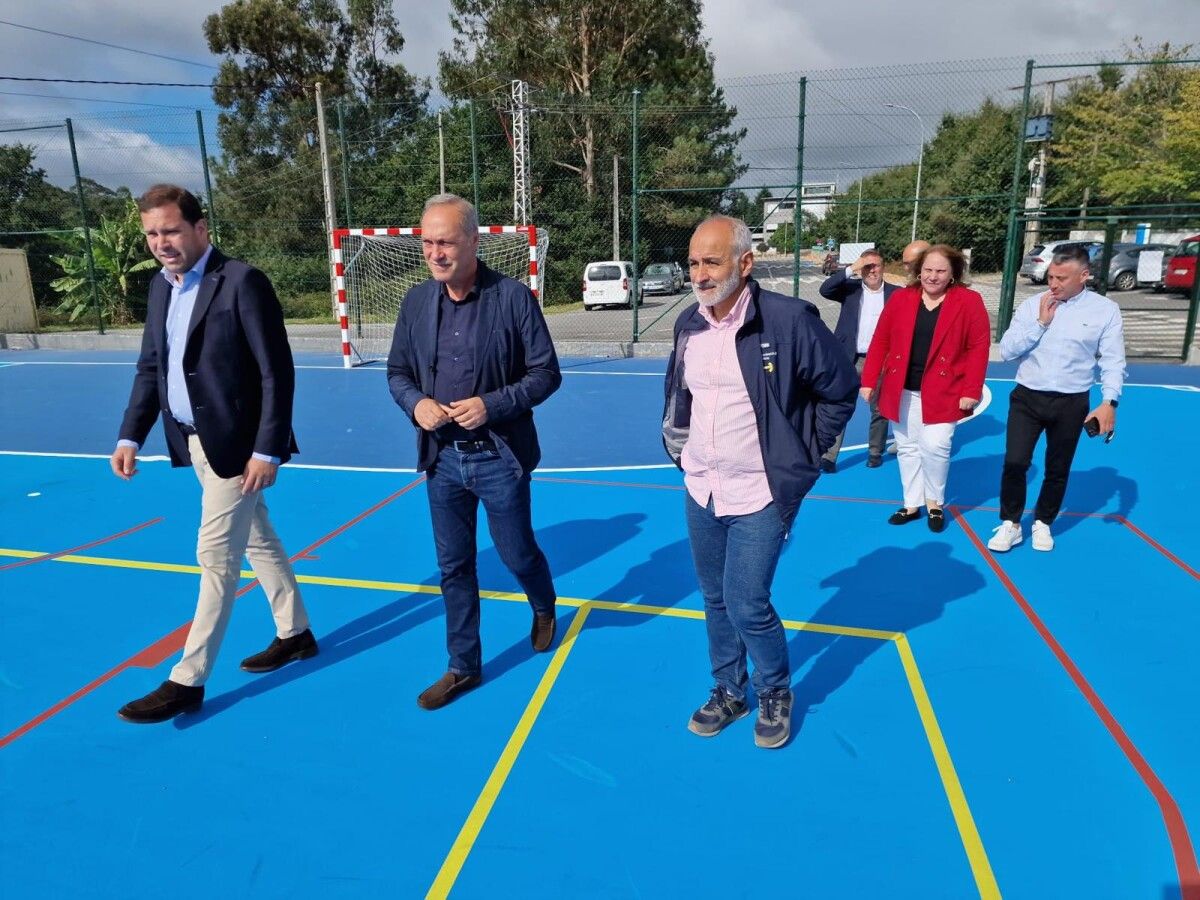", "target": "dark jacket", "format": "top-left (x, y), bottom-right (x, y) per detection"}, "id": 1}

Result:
top-left (818, 268), bottom-right (899, 360)
top-left (662, 279), bottom-right (858, 529)
top-left (387, 262), bottom-right (561, 477)
top-left (118, 247), bottom-right (298, 479)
